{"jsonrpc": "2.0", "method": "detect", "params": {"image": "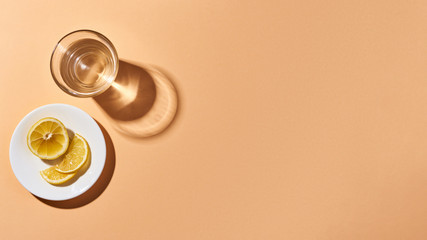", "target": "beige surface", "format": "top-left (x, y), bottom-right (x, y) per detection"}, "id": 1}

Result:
top-left (1, 0), bottom-right (427, 239)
